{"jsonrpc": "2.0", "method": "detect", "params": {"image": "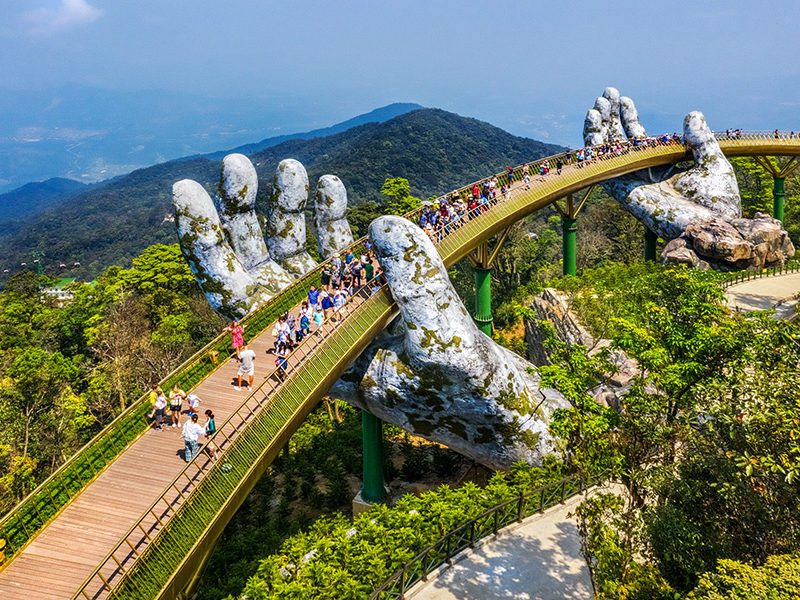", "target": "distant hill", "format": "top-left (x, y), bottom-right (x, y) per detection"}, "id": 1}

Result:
top-left (0, 108), bottom-right (564, 280)
top-left (0, 177), bottom-right (87, 224)
top-left (206, 102), bottom-right (423, 159)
